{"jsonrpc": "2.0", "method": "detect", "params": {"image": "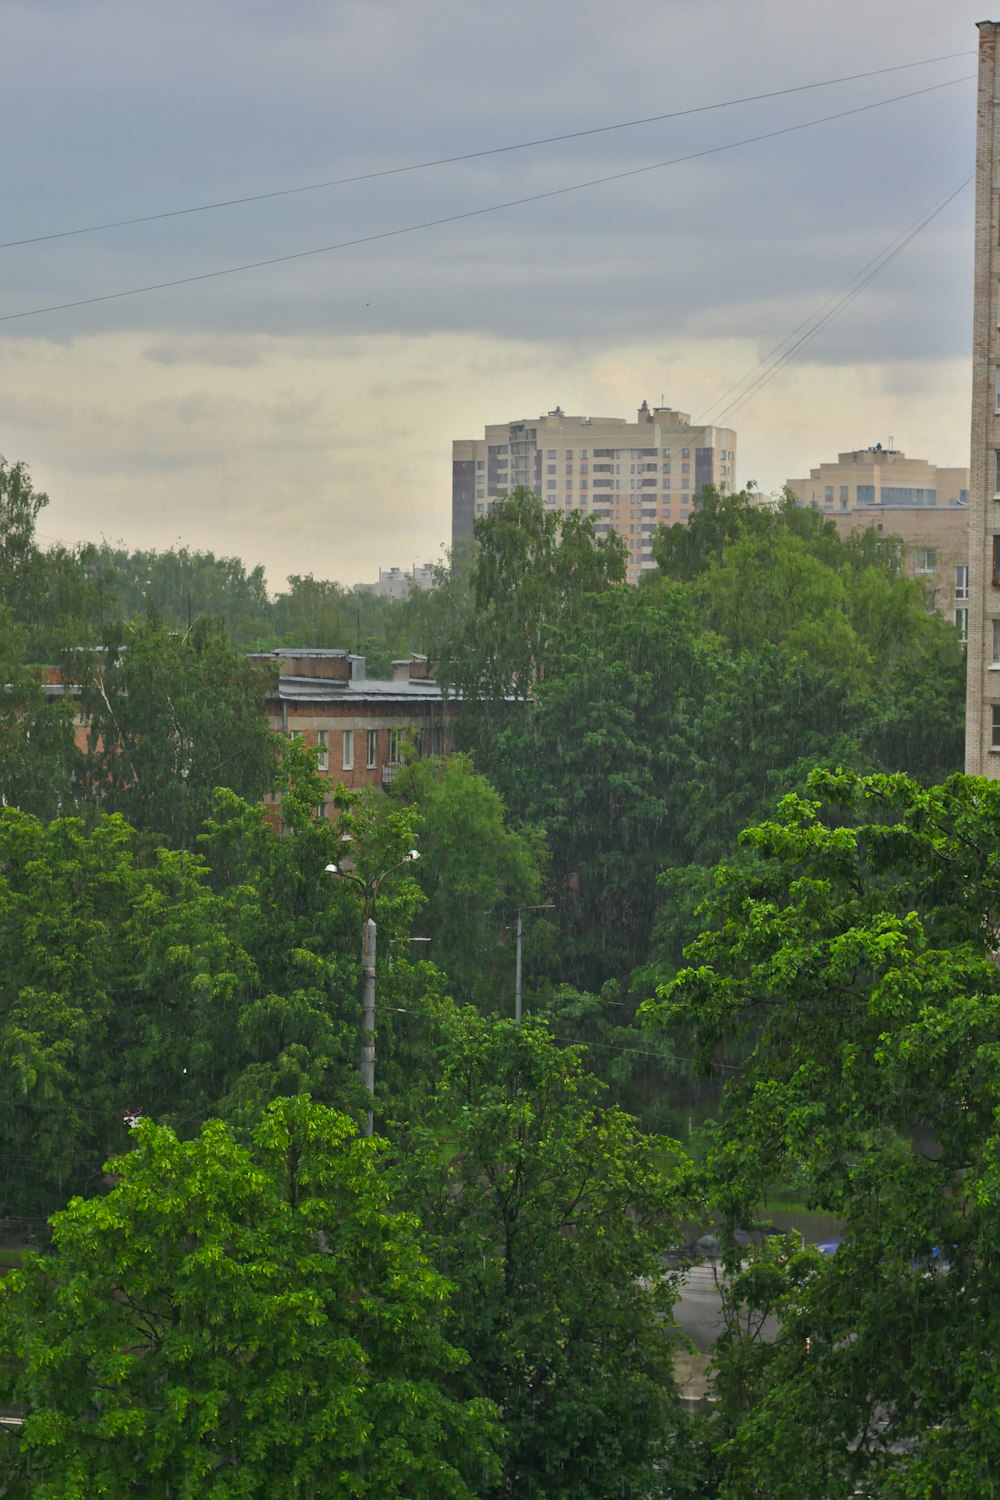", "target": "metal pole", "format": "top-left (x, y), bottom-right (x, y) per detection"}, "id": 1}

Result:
top-left (360, 915), bottom-right (377, 1137)
top-left (514, 910), bottom-right (523, 1024)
